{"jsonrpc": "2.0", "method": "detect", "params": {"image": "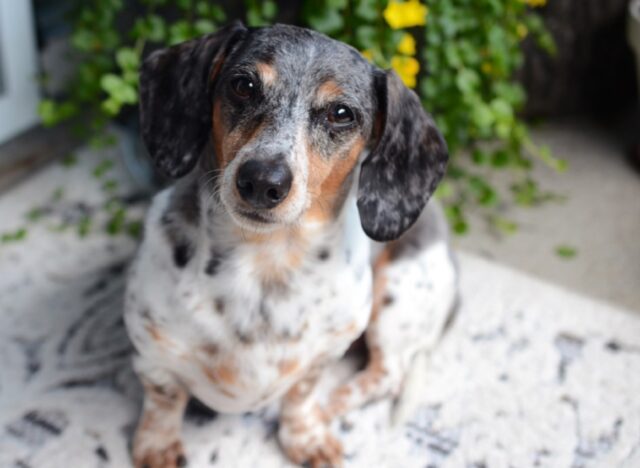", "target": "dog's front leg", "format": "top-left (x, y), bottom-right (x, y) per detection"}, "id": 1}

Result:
top-left (279, 369), bottom-right (343, 468)
top-left (132, 360), bottom-right (189, 468)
